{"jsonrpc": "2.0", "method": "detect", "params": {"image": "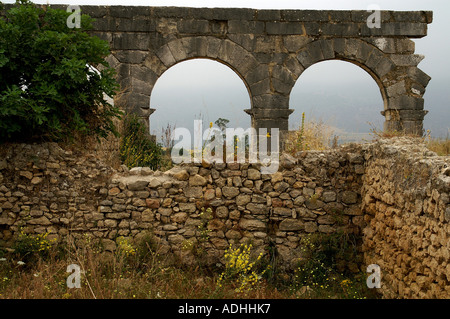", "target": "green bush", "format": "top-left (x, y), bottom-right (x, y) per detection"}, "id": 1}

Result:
top-left (0, 0), bottom-right (121, 142)
top-left (12, 230), bottom-right (55, 262)
top-left (120, 114), bottom-right (162, 170)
